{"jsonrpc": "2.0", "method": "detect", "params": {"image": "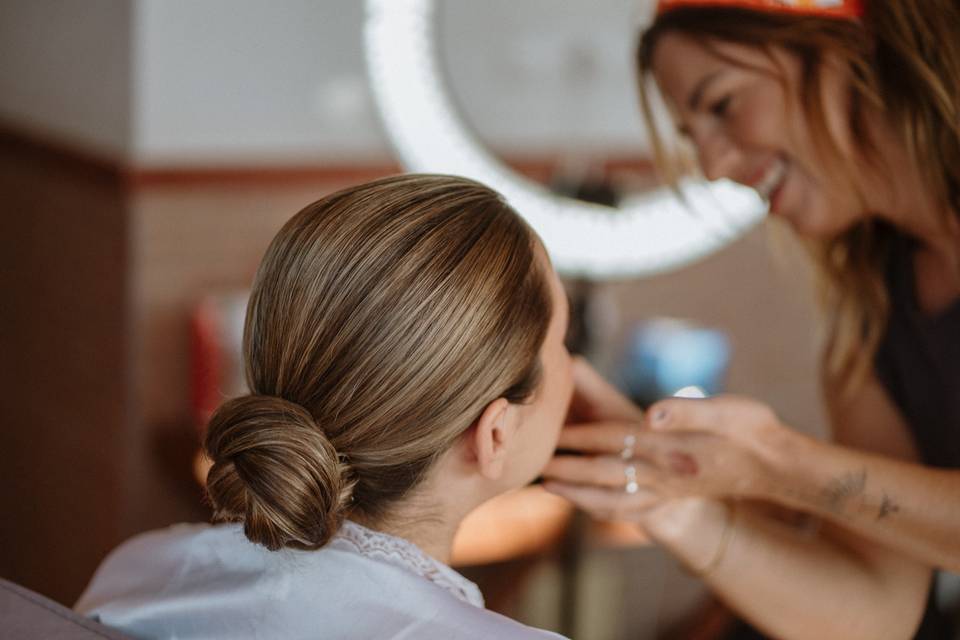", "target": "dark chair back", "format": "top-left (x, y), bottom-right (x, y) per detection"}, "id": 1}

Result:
top-left (0, 578), bottom-right (133, 639)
